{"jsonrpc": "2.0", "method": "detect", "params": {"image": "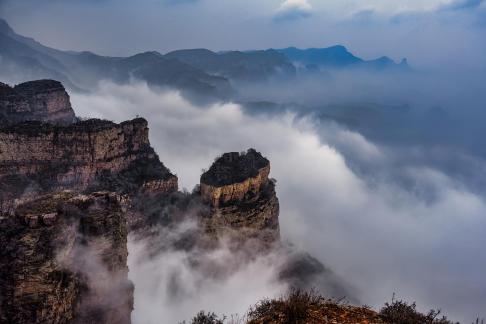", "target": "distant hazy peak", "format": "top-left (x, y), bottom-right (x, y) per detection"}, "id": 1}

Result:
top-left (167, 48), bottom-right (216, 55)
top-left (369, 56), bottom-right (395, 64)
top-left (0, 19), bottom-right (14, 35)
top-left (318, 44), bottom-right (349, 52)
top-left (136, 51), bottom-right (163, 57)
top-left (282, 44), bottom-right (349, 52)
